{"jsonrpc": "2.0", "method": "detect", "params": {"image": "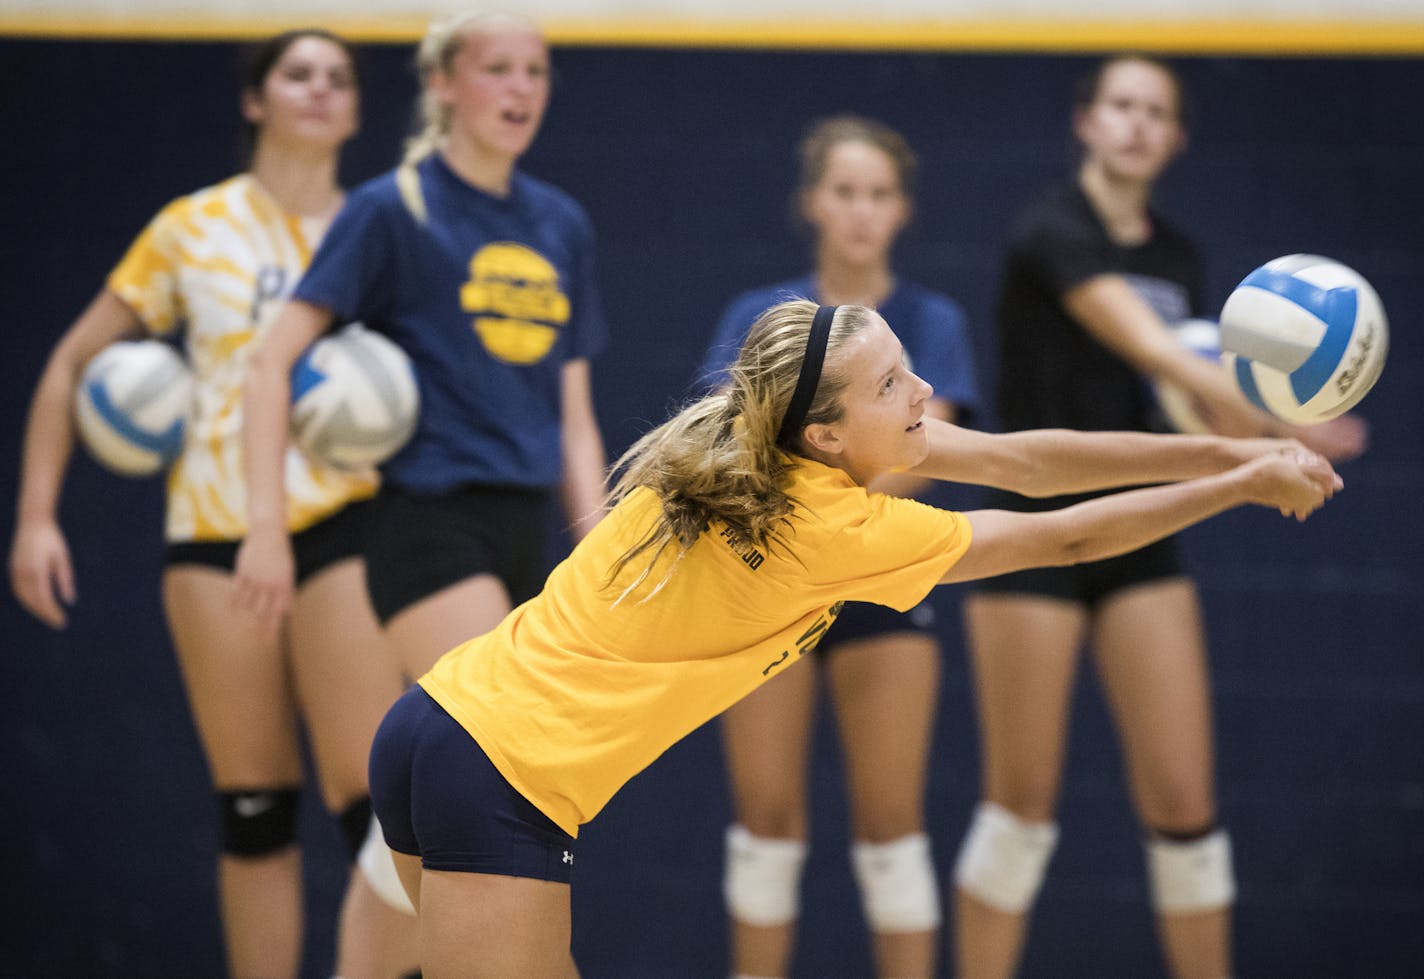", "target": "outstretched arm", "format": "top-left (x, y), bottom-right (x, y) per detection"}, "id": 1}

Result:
top-left (942, 448), bottom-right (1340, 584)
top-left (234, 299), bottom-right (332, 631)
top-left (911, 417), bottom-right (1300, 497)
